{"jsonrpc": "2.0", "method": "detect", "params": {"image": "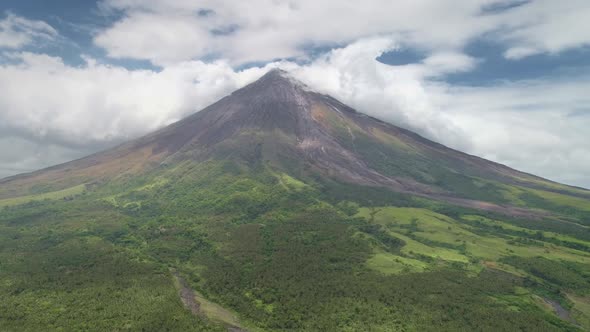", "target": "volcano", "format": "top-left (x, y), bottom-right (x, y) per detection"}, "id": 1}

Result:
top-left (1, 69), bottom-right (585, 216)
top-left (1, 69), bottom-right (589, 331)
